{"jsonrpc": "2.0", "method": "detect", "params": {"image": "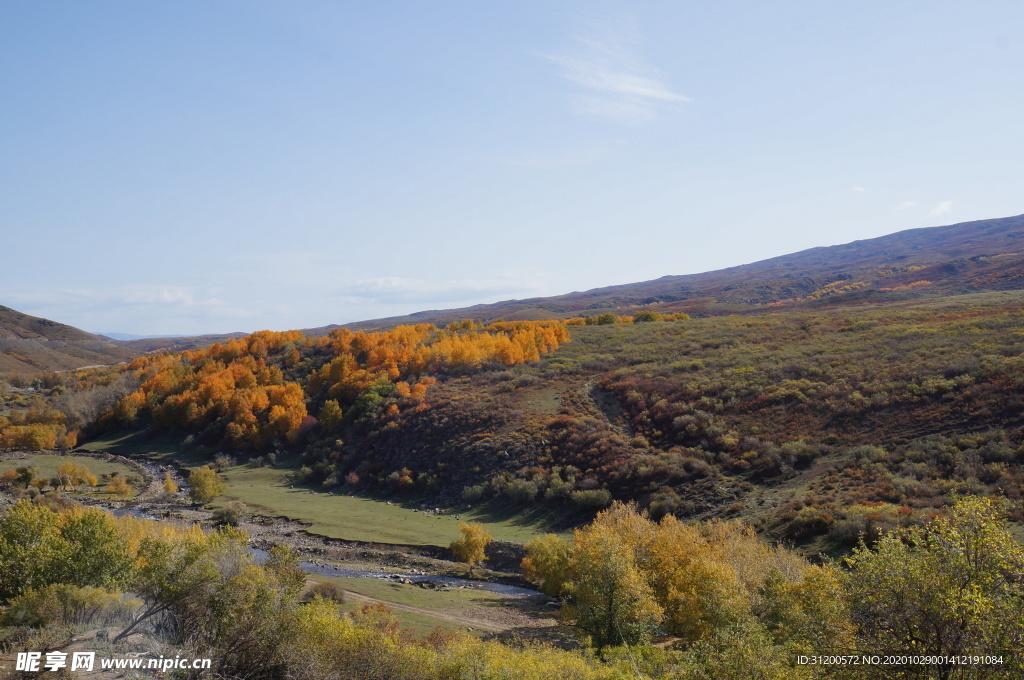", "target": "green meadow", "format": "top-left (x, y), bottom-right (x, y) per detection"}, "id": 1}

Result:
top-left (217, 464), bottom-right (563, 546)
top-left (81, 428), bottom-right (564, 546)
